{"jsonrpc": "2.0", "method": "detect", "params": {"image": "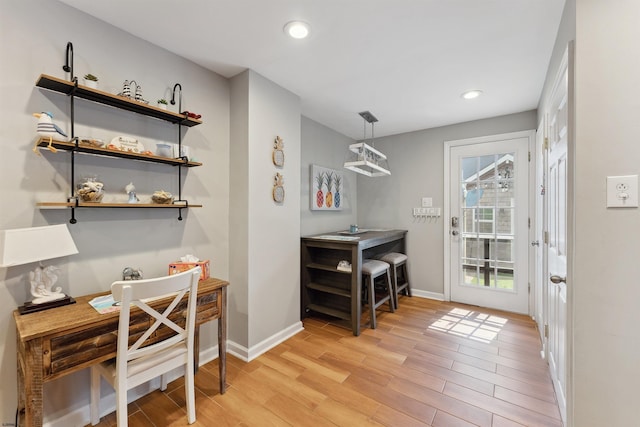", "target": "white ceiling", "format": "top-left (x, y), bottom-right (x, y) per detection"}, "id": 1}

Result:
top-left (58, 0), bottom-right (565, 139)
